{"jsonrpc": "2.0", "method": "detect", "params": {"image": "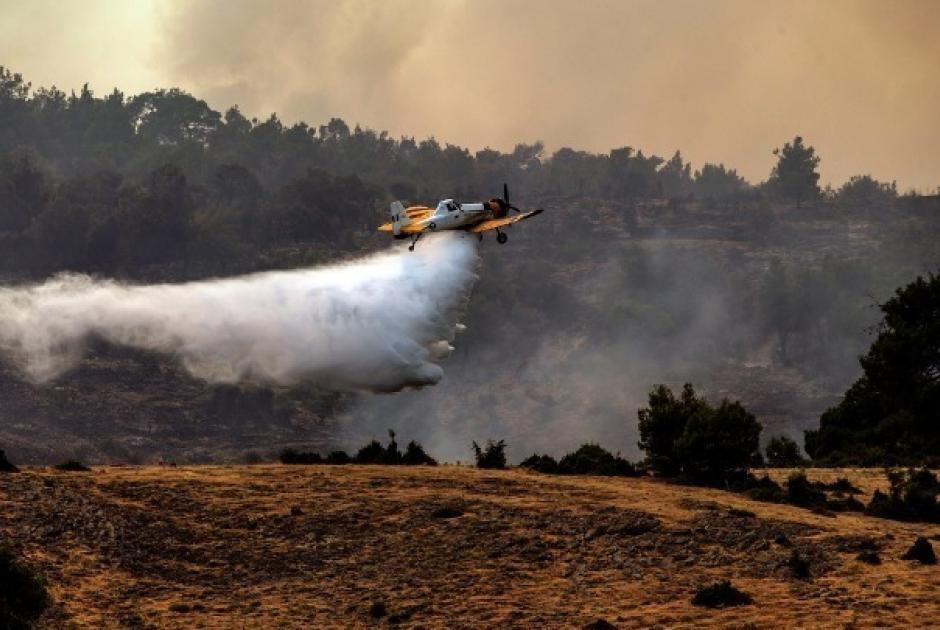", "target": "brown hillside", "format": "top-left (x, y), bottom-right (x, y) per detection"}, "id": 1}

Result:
top-left (3, 465), bottom-right (939, 628)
